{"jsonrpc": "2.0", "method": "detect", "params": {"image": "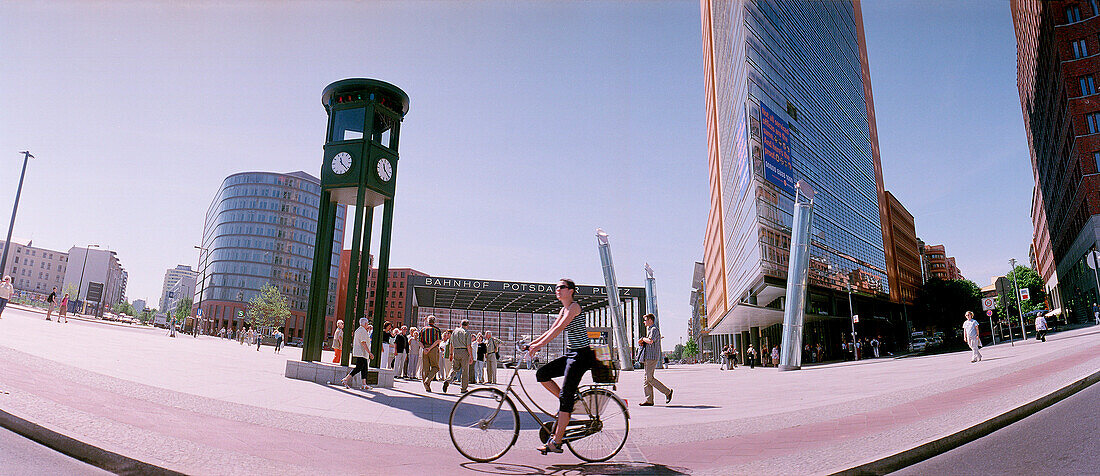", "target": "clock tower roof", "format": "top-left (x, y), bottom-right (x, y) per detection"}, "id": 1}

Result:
top-left (322, 78), bottom-right (409, 116)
